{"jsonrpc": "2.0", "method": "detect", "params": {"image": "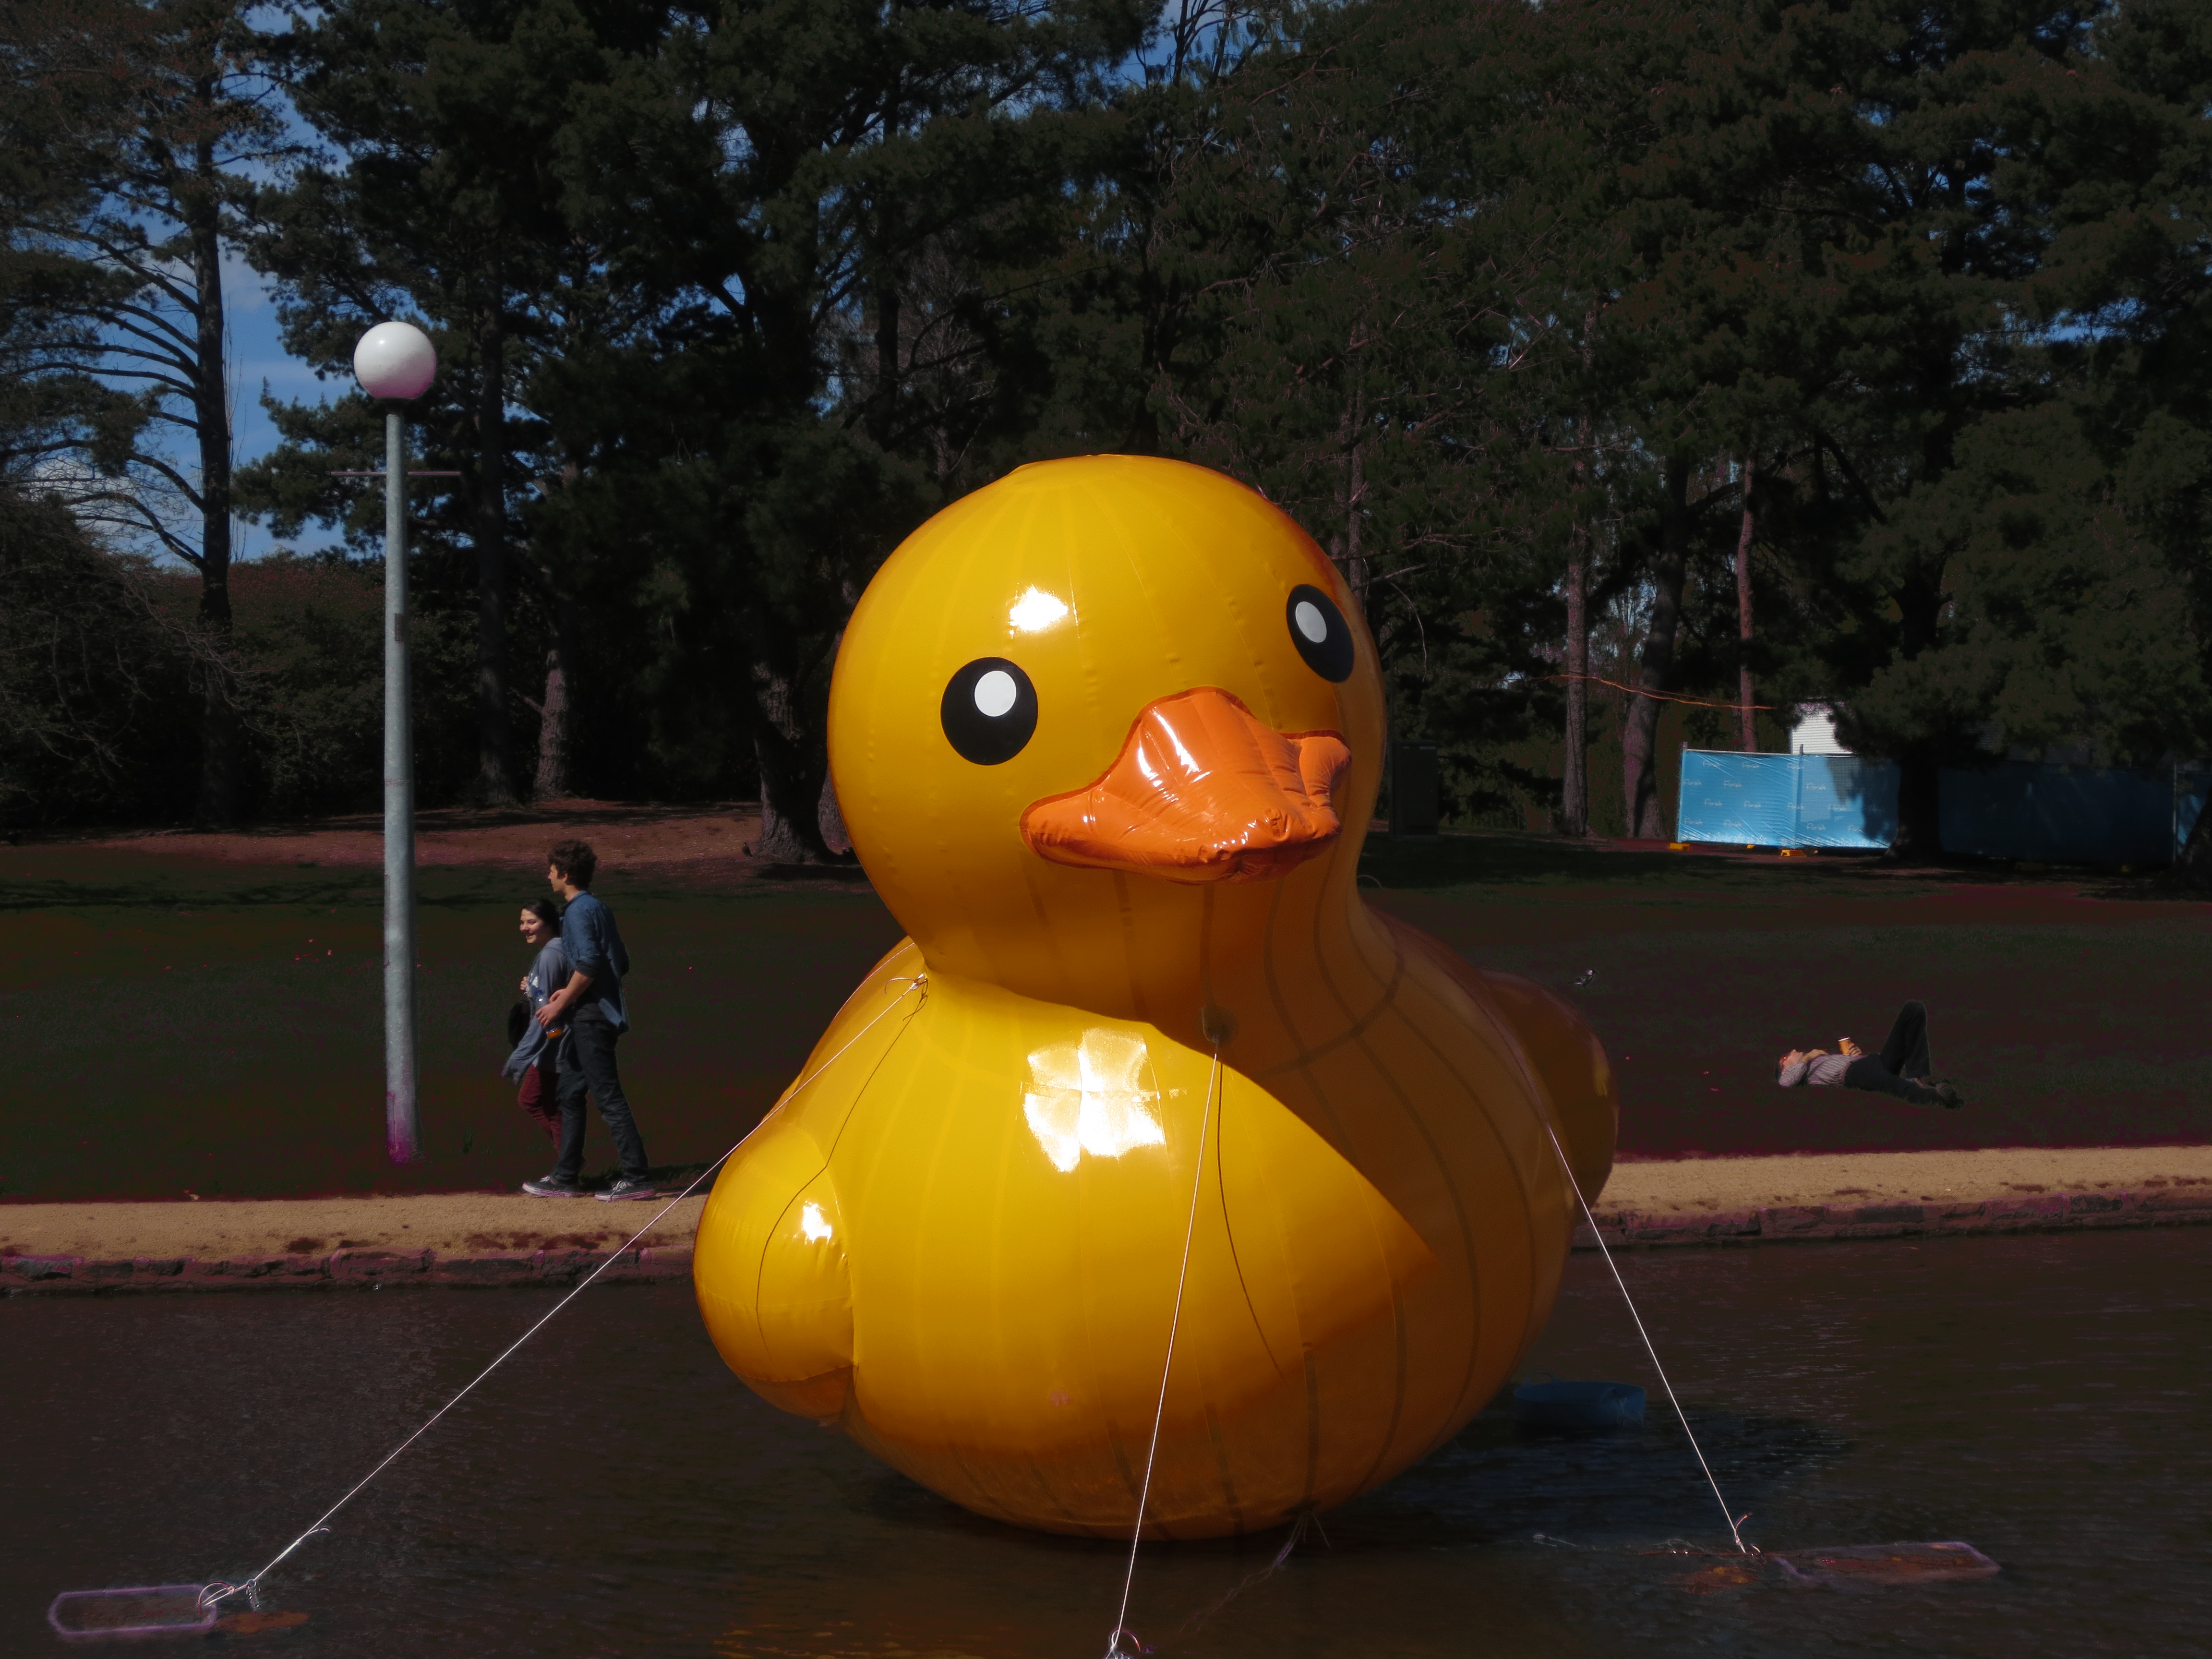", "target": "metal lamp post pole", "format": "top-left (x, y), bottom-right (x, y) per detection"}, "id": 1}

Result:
top-left (354, 320), bottom-right (437, 1166)
top-left (382, 406), bottom-right (419, 1162)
